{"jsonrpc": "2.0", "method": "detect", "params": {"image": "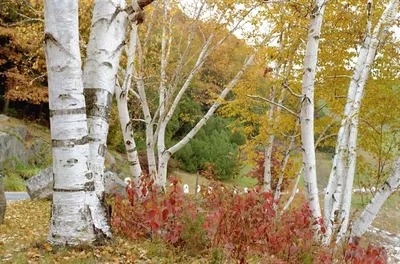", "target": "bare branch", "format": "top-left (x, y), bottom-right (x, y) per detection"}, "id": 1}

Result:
top-left (283, 82), bottom-right (302, 98)
top-left (247, 95), bottom-right (299, 118)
